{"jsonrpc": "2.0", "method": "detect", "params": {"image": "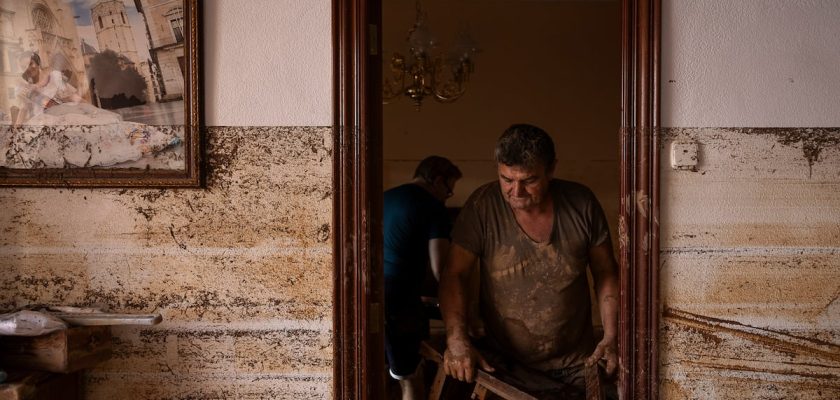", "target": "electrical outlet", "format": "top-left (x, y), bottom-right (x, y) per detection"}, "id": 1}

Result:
top-left (671, 140), bottom-right (699, 170)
